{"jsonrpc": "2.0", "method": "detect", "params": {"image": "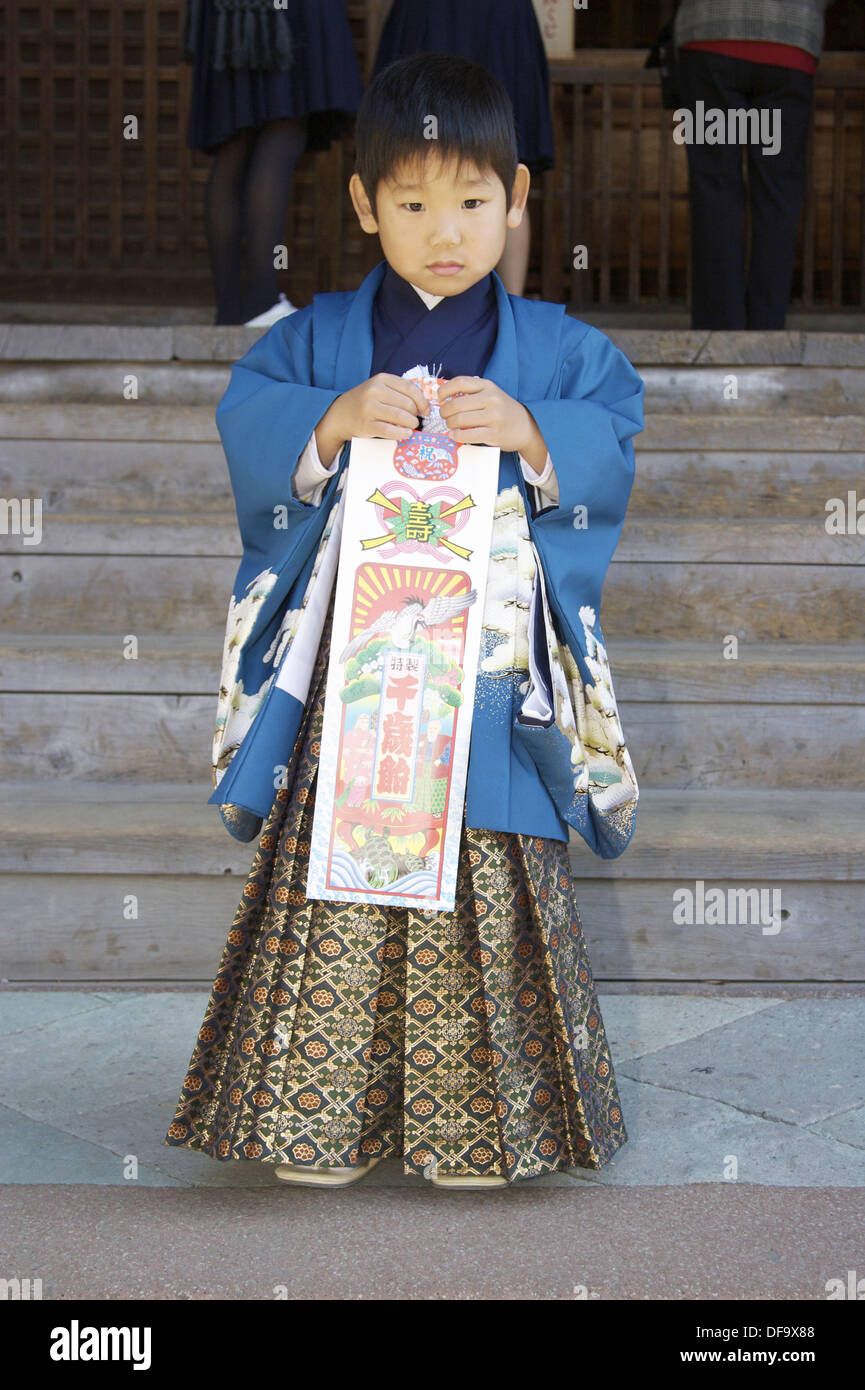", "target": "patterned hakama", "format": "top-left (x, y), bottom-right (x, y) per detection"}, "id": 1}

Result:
top-left (165, 609), bottom-right (627, 1181)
